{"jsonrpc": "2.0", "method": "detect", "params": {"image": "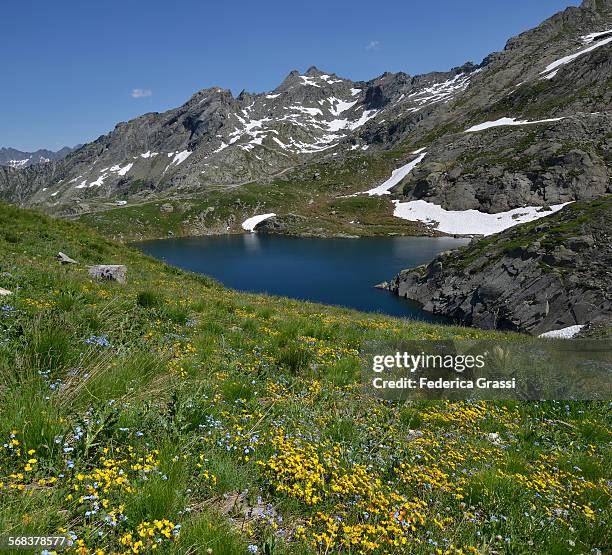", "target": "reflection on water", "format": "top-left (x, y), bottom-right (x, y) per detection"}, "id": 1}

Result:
top-left (243, 233), bottom-right (262, 253)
